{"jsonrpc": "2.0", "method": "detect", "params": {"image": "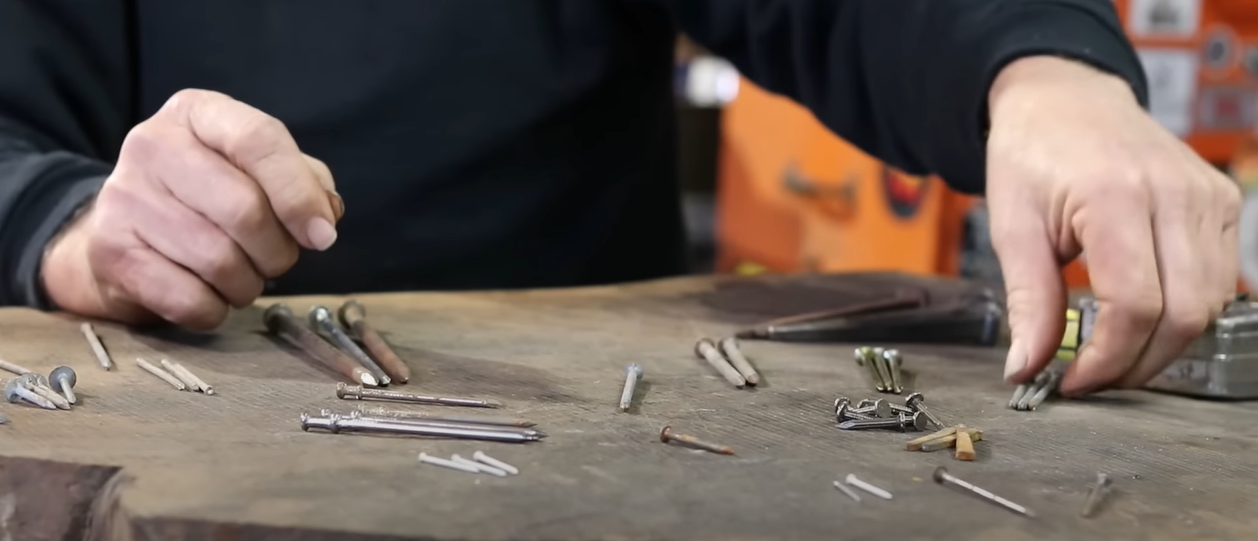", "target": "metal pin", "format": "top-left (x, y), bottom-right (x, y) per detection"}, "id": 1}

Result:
top-left (81, 323), bottom-right (113, 370)
top-left (302, 412), bottom-right (542, 443)
top-left (832, 479), bottom-right (862, 502)
top-left (336, 383), bottom-right (501, 408)
top-left (4, 378), bottom-right (57, 410)
top-left (473, 451), bottom-right (520, 475)
top-left (343, 410), bottom-right (546, 438)
top-left (871, 347), bottom-right (896, 394)
top-left (310, 306), bottom-right (391, 386)
top-left (934, 466), bottom-right (1035, 517)
top-left (718, 337), bottom-right (760, 385)
top-left (882, 349), bottom-right (904, 394)
top-left (49, 366), bottom-right (77, 405)
top-left (845, 474), bottom-right (893, 500)
top-left (451, 454), bottom-right (509, 477)
top-left (159, 359), bottom-right (199, 392)
top-left (1027, 371), bottom-right (1062, 411)
top-left (1016, 371), bottom-right (1051, 411)
top-left (418, 453), bottom-right (480, 473)
top-left (659, 425), bottom-right (735, 455)
top-left (856, 347), bottom-right (888, 392)
top-left (694, 338), bottom-right (745, 388)
top-left (619, 363), bottom-right (643, 412)
top-left (1007, 383), bottom-right (1030, 409)
top-left (0, 359), bottom-right (32, 376)
top-left (162, 360), bottom-right (215, 395)
top-left (358, 406), bottom-right (534, 428)
top-left (1080, 473), bottom-right (1112, 518)
top-left (135, 358), bottom-right (186, 390)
